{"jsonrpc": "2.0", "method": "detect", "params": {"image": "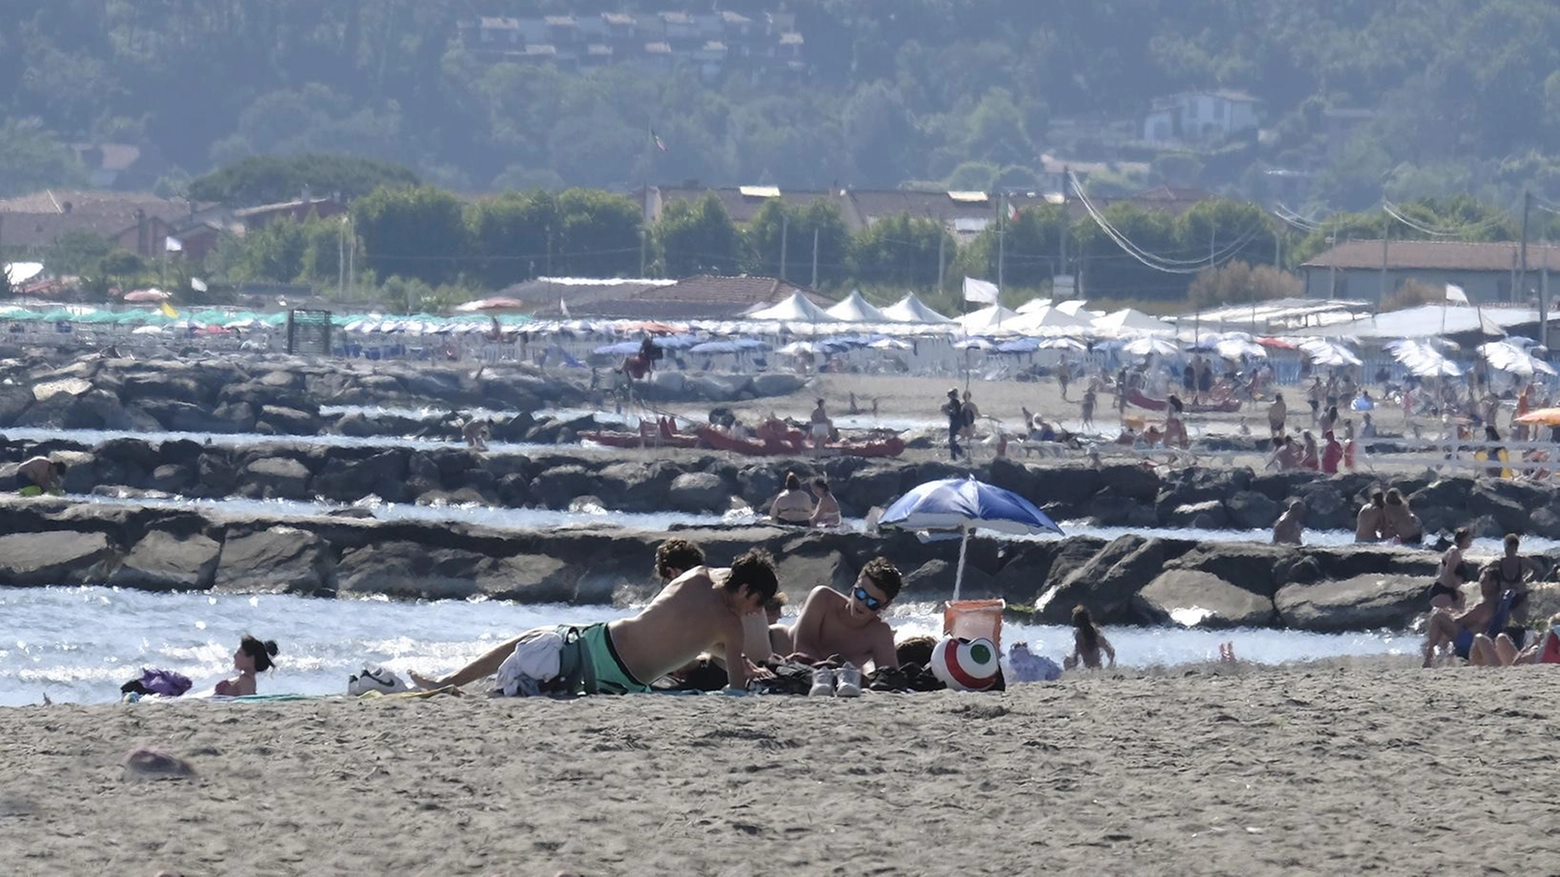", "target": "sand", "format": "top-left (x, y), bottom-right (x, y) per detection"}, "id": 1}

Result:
top-left (6, 660), bottom-right (1560, 876)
